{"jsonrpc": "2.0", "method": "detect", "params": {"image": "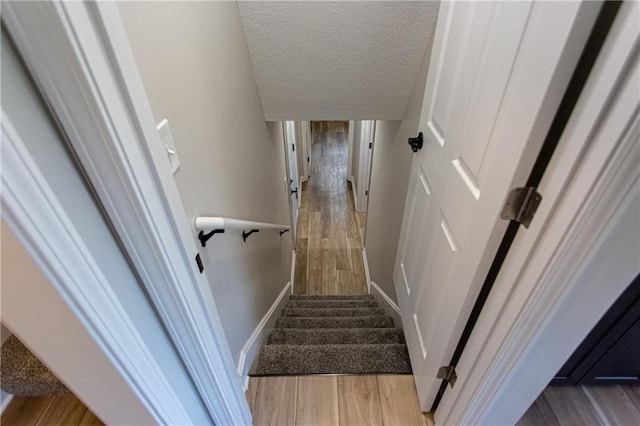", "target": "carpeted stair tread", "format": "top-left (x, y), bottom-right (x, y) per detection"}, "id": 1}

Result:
top-left (289, 295), bottom-right (373, 301)
top-left (276, 315), bottom-right (394, 329)
top-left (267, 328), bottom-right (406, 345)
top-left (255, 344), bottom-right (412, 375)
top-left (1, 335), bottom-right (71, 396)
top-left (285, 299), bottom-right (380, 309)
top-left (281, 307), bottom-right (386, 317)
